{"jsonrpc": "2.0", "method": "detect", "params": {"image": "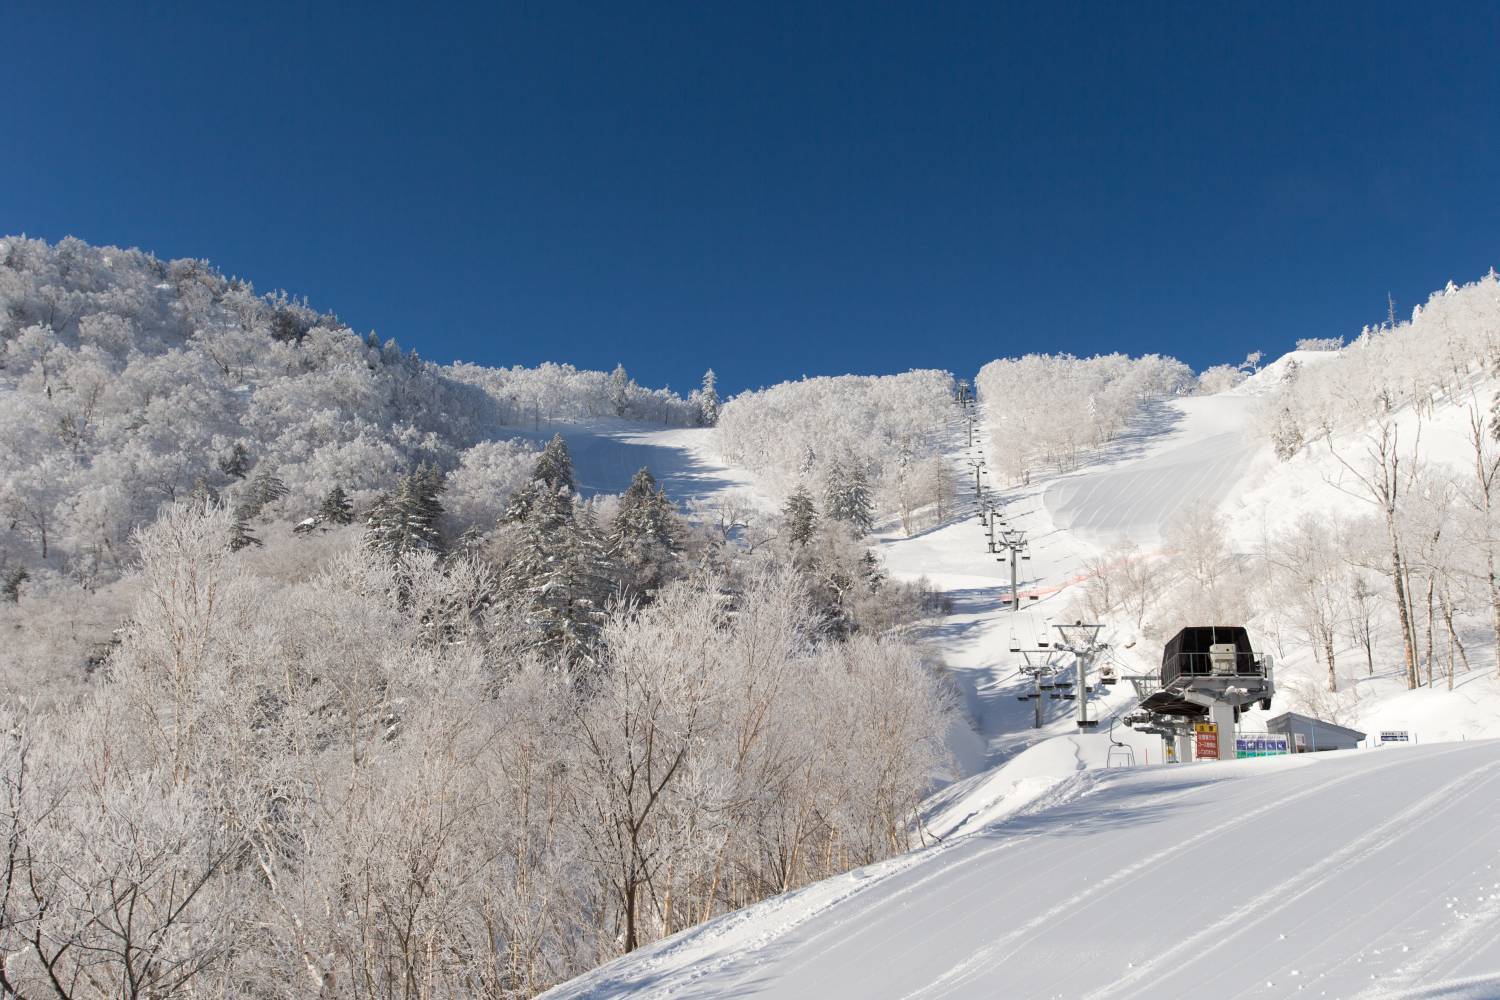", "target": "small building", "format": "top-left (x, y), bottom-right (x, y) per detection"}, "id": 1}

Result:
top-left (1265, 712), bottom-right (1366, 752)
